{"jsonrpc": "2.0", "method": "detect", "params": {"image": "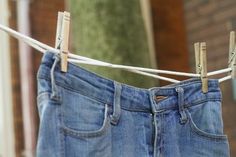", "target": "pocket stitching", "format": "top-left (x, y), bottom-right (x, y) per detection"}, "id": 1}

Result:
top-left (37, 92), bottom-right (60, 106)
top-left (186, 110), bottom-right (228, 141)
top-left (37, 92), bottom-right (50, 103)
top-left (62, 104), bottom-right (110, 138)
top-left (190, 99), bottom-right (221, 108)
top-left (37, 92), bottom-right (51, 107)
